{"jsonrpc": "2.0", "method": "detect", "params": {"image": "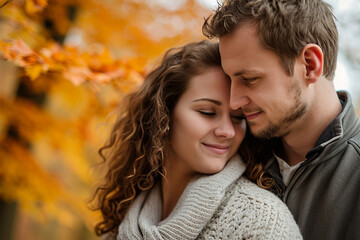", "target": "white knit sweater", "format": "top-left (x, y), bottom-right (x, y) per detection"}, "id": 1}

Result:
top-left (109, 155), bottom-right (302, 239)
